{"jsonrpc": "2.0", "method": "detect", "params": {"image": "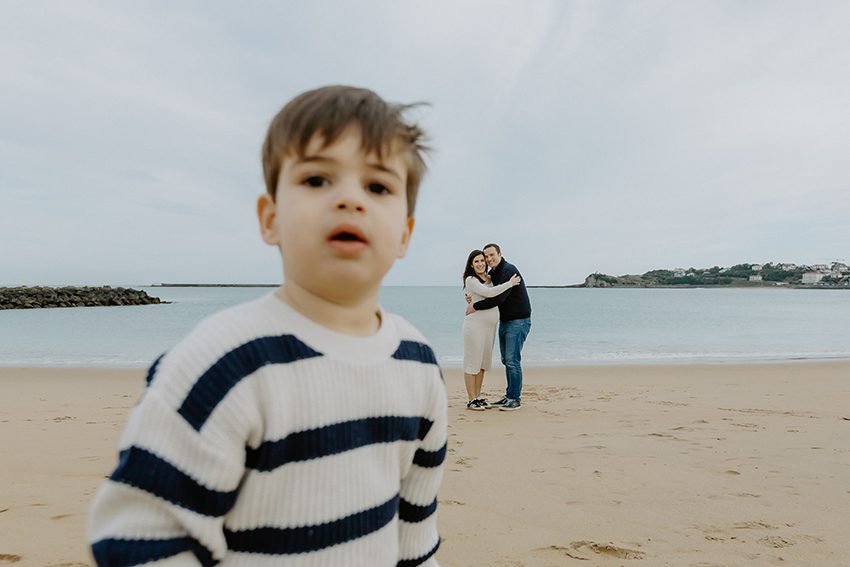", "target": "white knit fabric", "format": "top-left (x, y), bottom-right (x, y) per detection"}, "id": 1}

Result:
top-left (88, 293), bottom-right (447, 566)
